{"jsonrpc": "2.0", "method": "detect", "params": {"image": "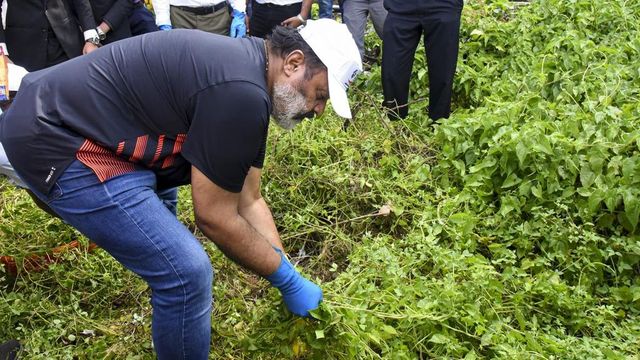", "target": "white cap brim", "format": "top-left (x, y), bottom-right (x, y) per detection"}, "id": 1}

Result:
top-left (328, 72), bottom-right (352, 119)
